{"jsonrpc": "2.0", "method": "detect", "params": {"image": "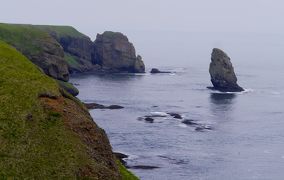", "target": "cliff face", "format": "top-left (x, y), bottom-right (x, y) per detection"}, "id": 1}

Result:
top-left (0, 23), bottom-right (146, 76)
top-left (0, 23), bottom-right (69, 81)
top-left (36, 25), bottom-right (96, 73)
top-left (93, 31), bottom-right (145, 73)
top-left (0, 41), bottom-right (122, 179)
